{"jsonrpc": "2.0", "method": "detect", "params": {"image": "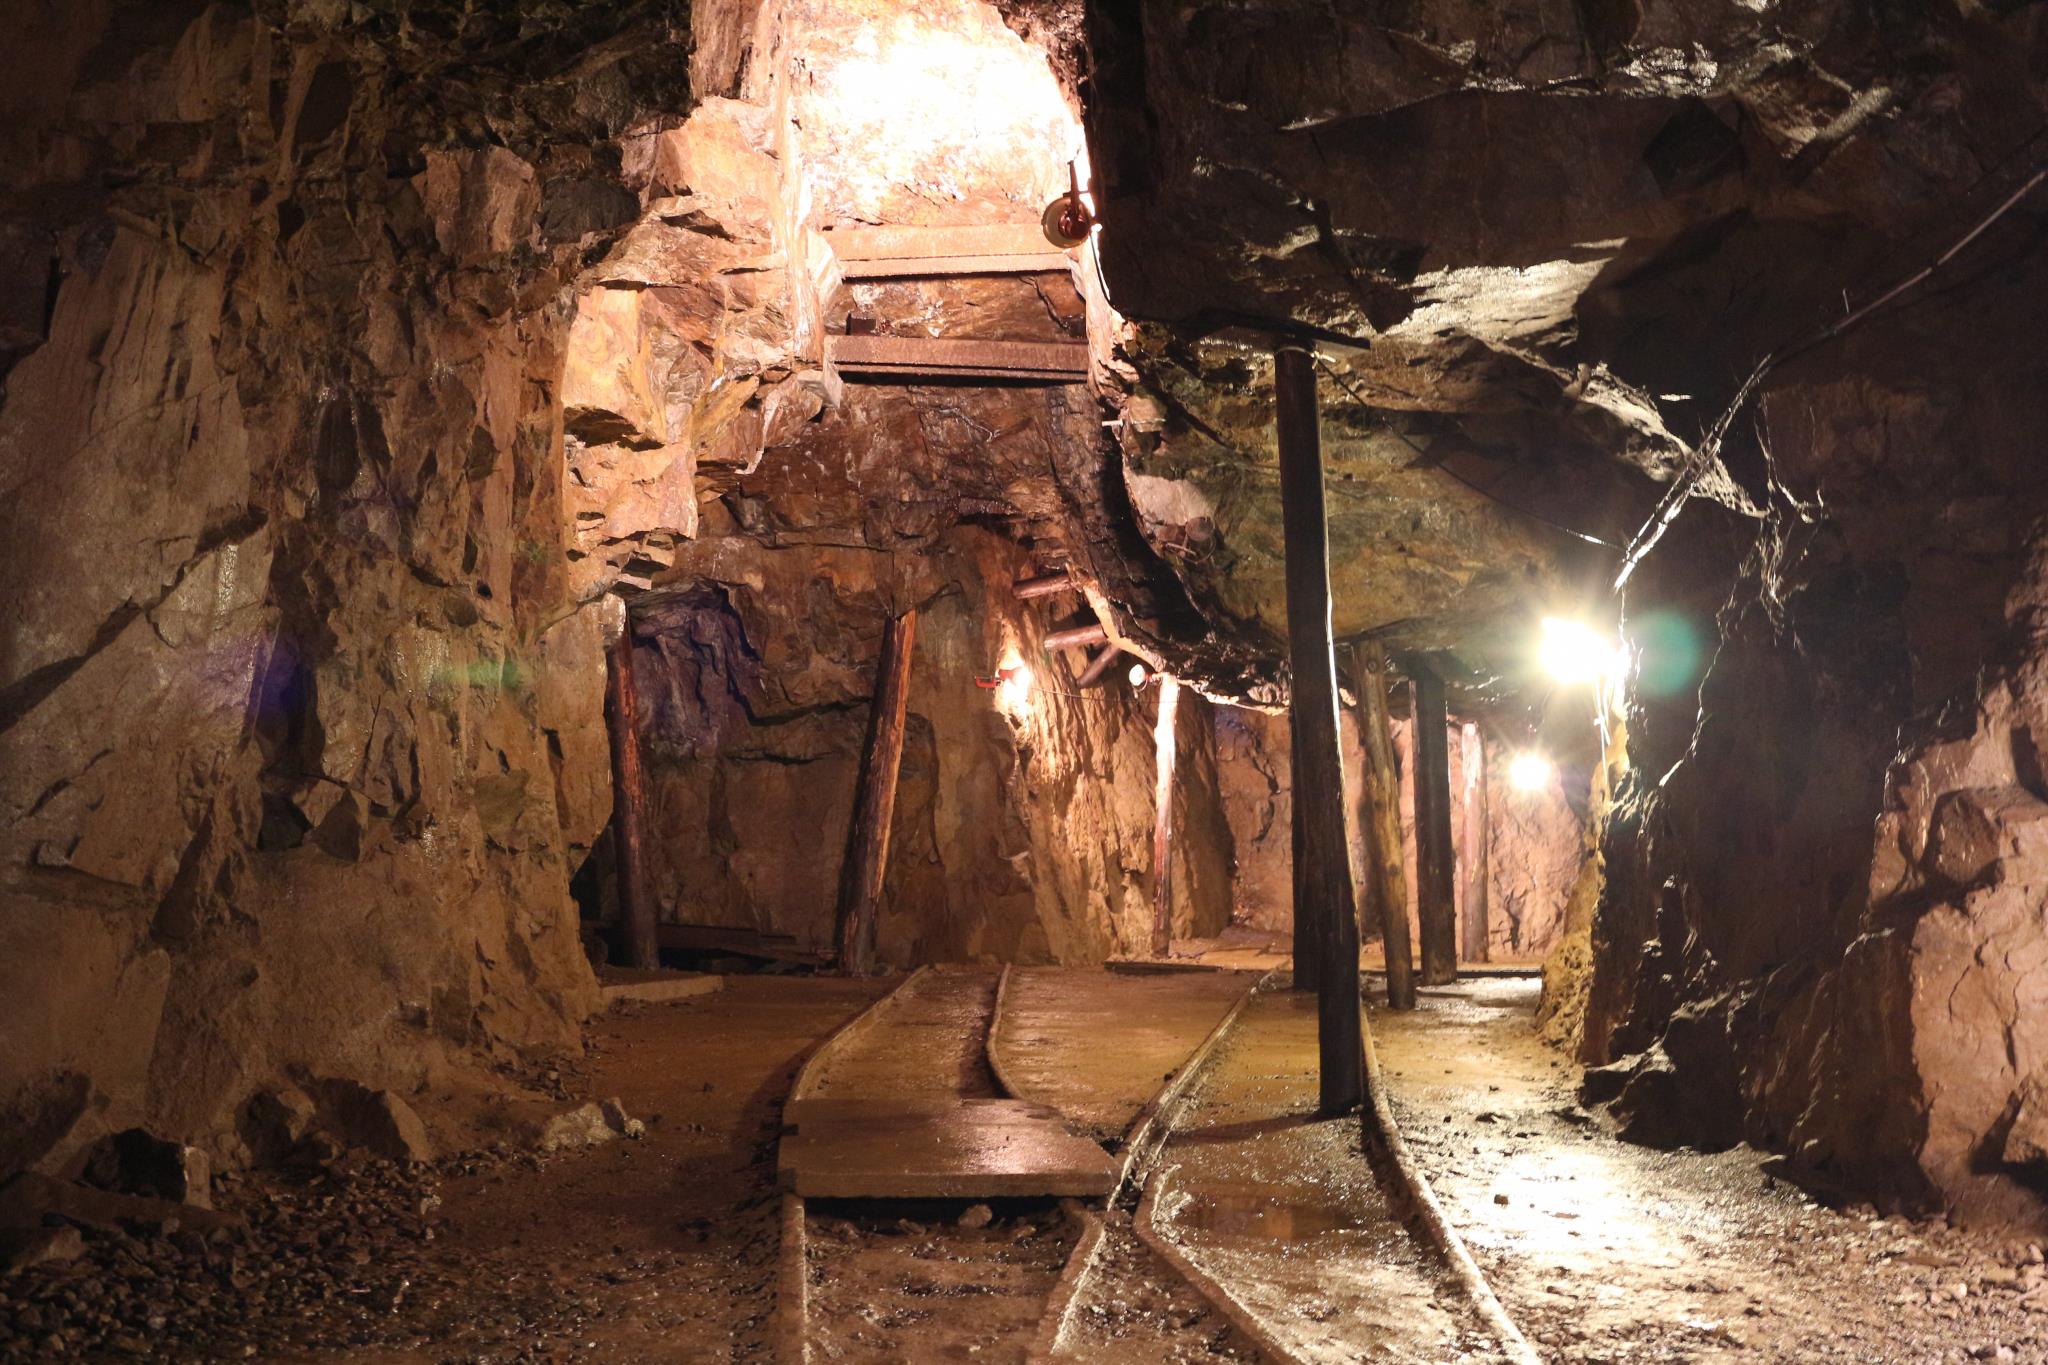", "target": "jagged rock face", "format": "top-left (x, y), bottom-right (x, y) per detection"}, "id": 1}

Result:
top-left (535, 0), bottom-right (1242, 963)
top-left (1584, 212), bottom-right (2048, 1219)
top-left (1080, 0), bottom-right (2048, 688)
top-left (1079, 0), bottom-right (2048, 1219)
top-left (0, 0), bottom-right (701, 1174)
top-left (628, 520), bottom-right (1234, 963)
